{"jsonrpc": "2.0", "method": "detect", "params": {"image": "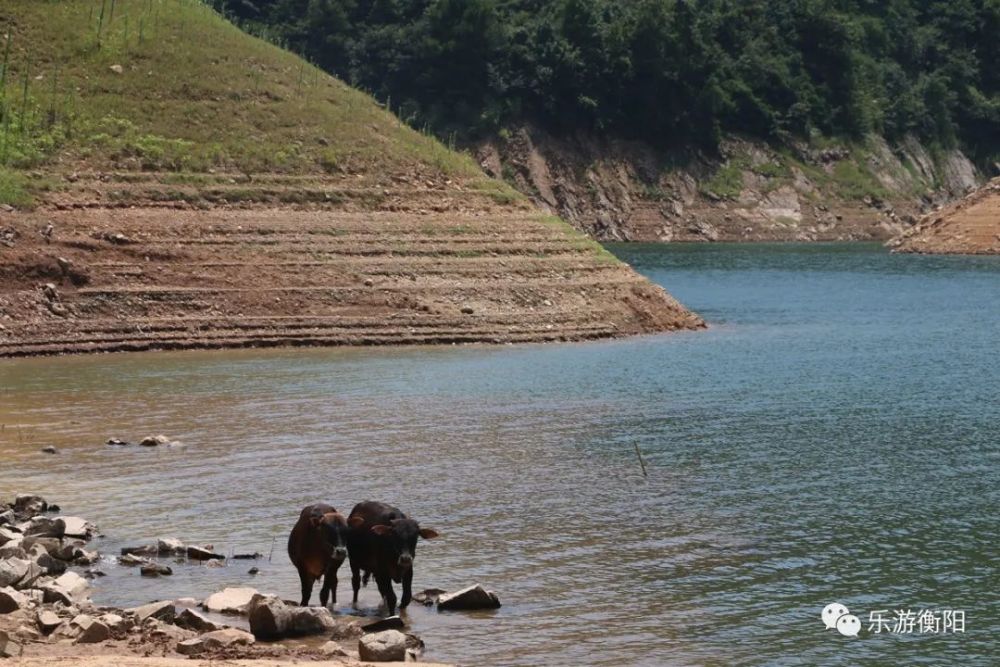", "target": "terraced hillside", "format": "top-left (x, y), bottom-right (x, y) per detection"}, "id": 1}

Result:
top-left (0, 1), bottom-right (702, 357)
top-left (889, 178), bottom-right (1000, 255)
